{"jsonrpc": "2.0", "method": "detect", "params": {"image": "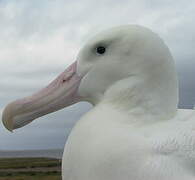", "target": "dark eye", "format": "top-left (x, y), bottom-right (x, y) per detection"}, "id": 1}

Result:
top-left (96, 46), bottom-right (106, 55)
